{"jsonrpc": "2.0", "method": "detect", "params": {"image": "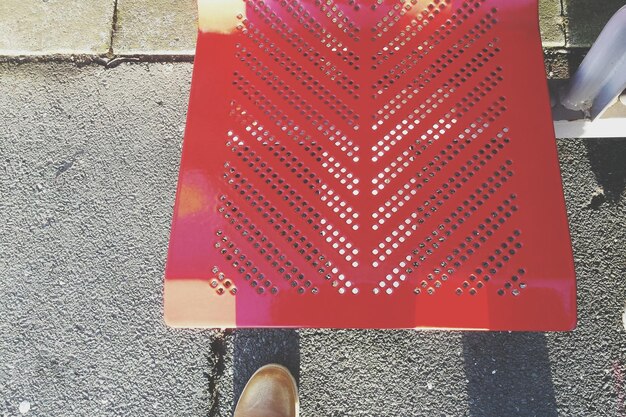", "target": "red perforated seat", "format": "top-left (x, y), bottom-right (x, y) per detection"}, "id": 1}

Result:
top-left (164, 0), bottom-right (576, 330)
